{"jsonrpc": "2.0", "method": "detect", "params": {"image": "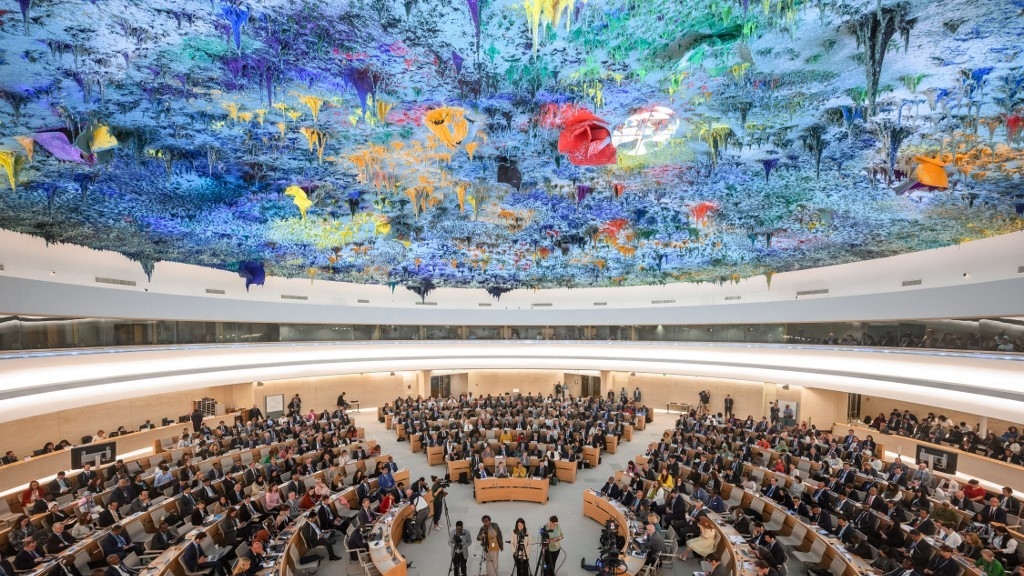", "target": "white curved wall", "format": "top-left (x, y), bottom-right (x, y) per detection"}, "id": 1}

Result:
top-left (2, 341), bottom-right (1022, 424)
top-left (0, 229), bottom-right (1022, 324)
